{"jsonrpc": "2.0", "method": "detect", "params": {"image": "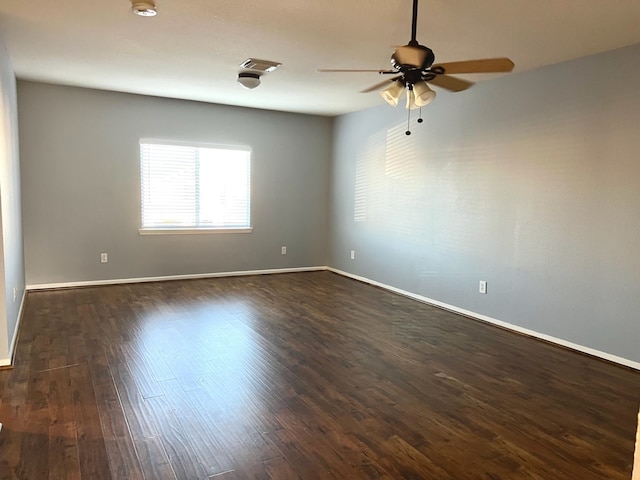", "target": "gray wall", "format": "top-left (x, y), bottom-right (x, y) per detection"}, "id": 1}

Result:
top-left (19, 82), bottom-right (331, 285)
top-left (329, 43), bottom-right (640, 364)
top-left (15, 45), bottom-right (640, 365)
top-left (0, 34), bottom-right (25, 363)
